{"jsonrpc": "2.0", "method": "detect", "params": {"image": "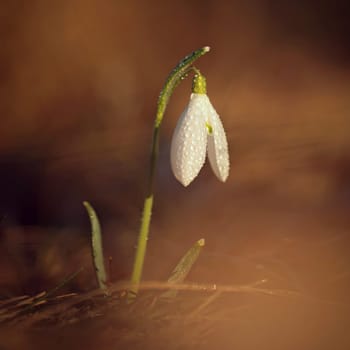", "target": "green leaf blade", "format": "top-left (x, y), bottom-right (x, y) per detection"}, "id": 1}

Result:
top-left (161, 238), bottom-right (205, 299)
top-left (83, 201), bottom-right (109, 295)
